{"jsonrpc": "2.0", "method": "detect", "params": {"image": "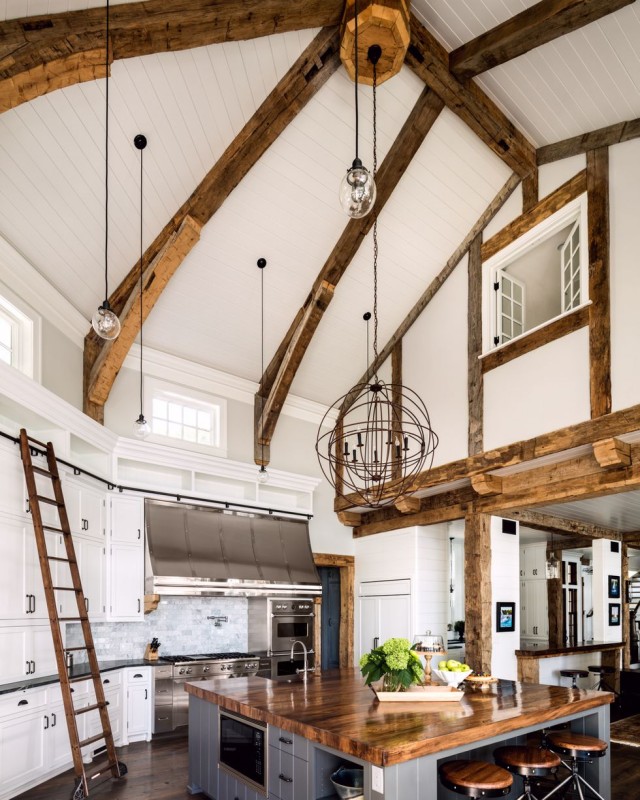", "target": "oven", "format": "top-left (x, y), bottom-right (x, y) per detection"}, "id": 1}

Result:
top-left (269, 599), bottom-right (315, 653)
top-left (219, 710), bottom-right (268, 795)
